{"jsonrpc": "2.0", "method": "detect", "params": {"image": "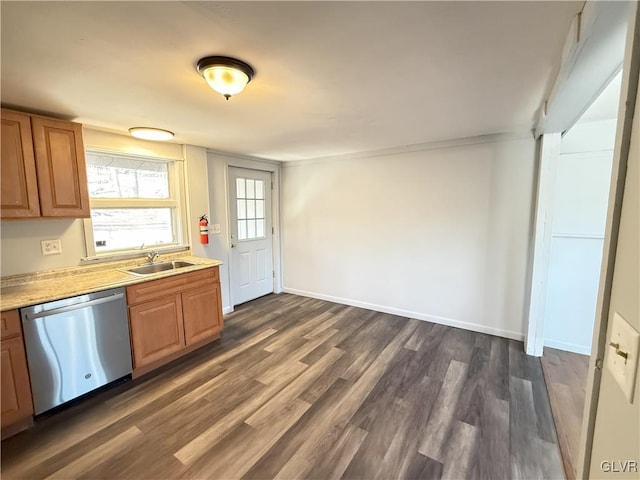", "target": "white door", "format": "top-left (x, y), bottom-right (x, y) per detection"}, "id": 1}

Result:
top-left (228, 167), bottom-right (274, 306)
